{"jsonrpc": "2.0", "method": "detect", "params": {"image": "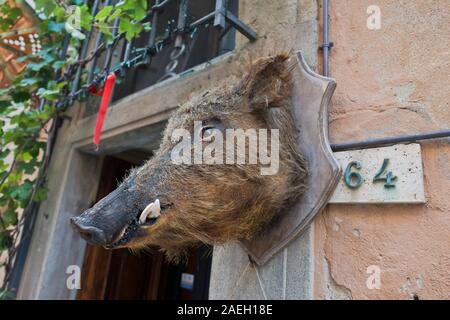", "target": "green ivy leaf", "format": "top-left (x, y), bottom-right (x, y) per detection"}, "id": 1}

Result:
top-left (0, 233), bottom-right (9, 252)
top-left (21, 151), bottom-right (33, 163)
top-left (95, 6), bottom-right (113, 22)
top-left (52, 60), bottom-right (66, 71)
top-left (133, 6), bottom-right (147, 21)
top-left (0, 5), bottom-right (22, 31)
top-left (19, 78), bottom-right (39, 87)
top-left (107, 8), bottom-right (122, 23)
top-left (0, 195), bottom-right (7, 208)
top-left (9, 180), bottom-right (33, 208)
top-left (142, 22), bottom-right (151, 32)
top-left (37, 87), bottom-right (60, 100)
top-left (65, 21), bottom-right (86, 40)
top-left (10, 90), bottom-right (31, 102)
top-left (119, 17), bottom-right (143, 41)
top-left (79, 4), bottom-right (93, 31)
top-left (0, 149), bottom-right (10, 160)
top-left (53, 5), bottom-right (66, 22)
top-left (16, 160), bottom-right (38, 175)
top-left (3, 208), bottom-right (18, 226)
top-left (0, 100), bottom-right (10, 112)
top-left (97, 21), bottom-right (113, 43)
top-left (47, 21), bottom-right (65, 32)
top-left (27, 61), bottom-right (49, 72)
top-left (15, 54), bottom-right (32, 63)
top-left (35, 0), bottom-right (57, 17)
top-left (34, 187), bottom-right (48, 202)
